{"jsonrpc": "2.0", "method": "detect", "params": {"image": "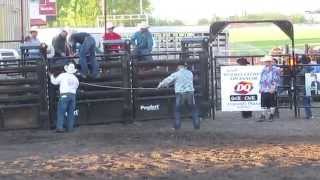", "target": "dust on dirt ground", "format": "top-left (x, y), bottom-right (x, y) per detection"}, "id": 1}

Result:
top-left (1, 110), bottom-right (320, 180)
